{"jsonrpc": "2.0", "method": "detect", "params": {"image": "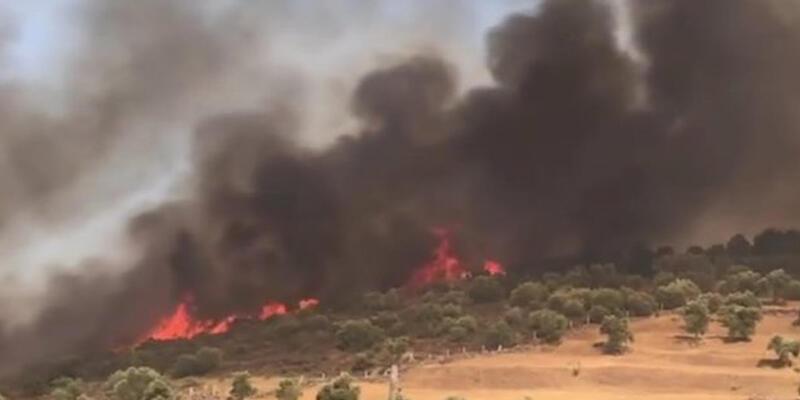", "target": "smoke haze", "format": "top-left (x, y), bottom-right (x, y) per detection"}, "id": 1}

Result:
top-left (3, 0), bottom-right (800, 375)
